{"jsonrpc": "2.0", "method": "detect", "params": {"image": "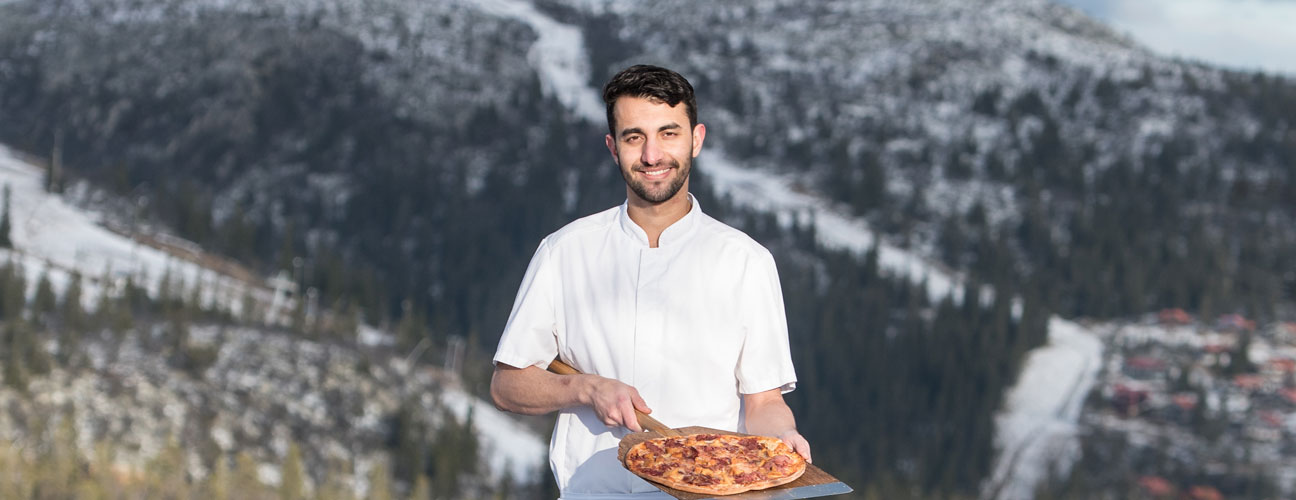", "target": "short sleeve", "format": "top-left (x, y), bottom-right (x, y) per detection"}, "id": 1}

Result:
top-left (734, 248), bottom-right (798, 394)
top-left (493, 239), bottom-right (560, 370)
